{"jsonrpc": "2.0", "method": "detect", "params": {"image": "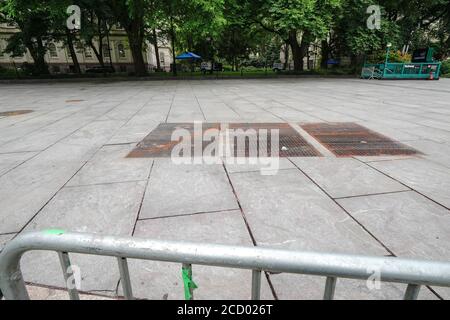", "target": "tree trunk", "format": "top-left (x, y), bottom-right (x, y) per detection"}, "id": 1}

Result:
top-left (288, 30), bottom-right (311, 72)
top-left (299, 33), bottom-right (310, 71)
top-left (320, 40), bottom-right (330, 69)
top-left (66, 29), bottom-right (81, 74)
top-left (105, 28), bottom-right (115, 71)
top-left (108, 0), bottom-right (147, 75)
top-left (288, 30), bottom-right (303, 72)
top-left (152, 29), bottom-right (161, 71)
top-left (124, 18), bottom-right (147, 76)
top-left (27, 37), bottom-right (49, 75)
top-left (284, 41), bottom-right (290, 70)
top-left (89, 39), bottom-right (105, 68)
top-left (90, 19), bottom-right (105, 68)
top-left (170, 21), bottom-right (177, 76)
